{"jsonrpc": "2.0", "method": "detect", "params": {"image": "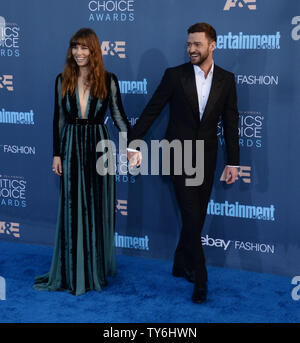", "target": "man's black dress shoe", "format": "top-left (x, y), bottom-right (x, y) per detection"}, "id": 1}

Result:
top-left (192, 283), bottom-right (207, 304)
top-left (172, 267), bottom-right (195, 283)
